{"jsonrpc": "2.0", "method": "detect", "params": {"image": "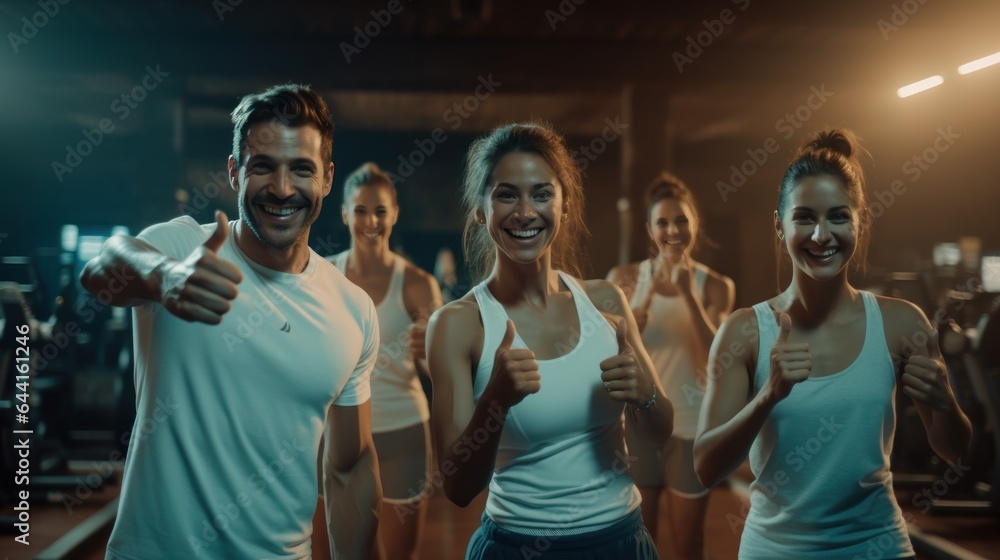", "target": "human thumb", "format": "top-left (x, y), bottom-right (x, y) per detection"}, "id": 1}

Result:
top-left (497, 319), bottom-right (516, 355)
top-left (203, 210), bottom-right (230, 253)
top-left (778, 313), bottom-right (792, 344)
top-left (617, 319), bottom-right (632, 355)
